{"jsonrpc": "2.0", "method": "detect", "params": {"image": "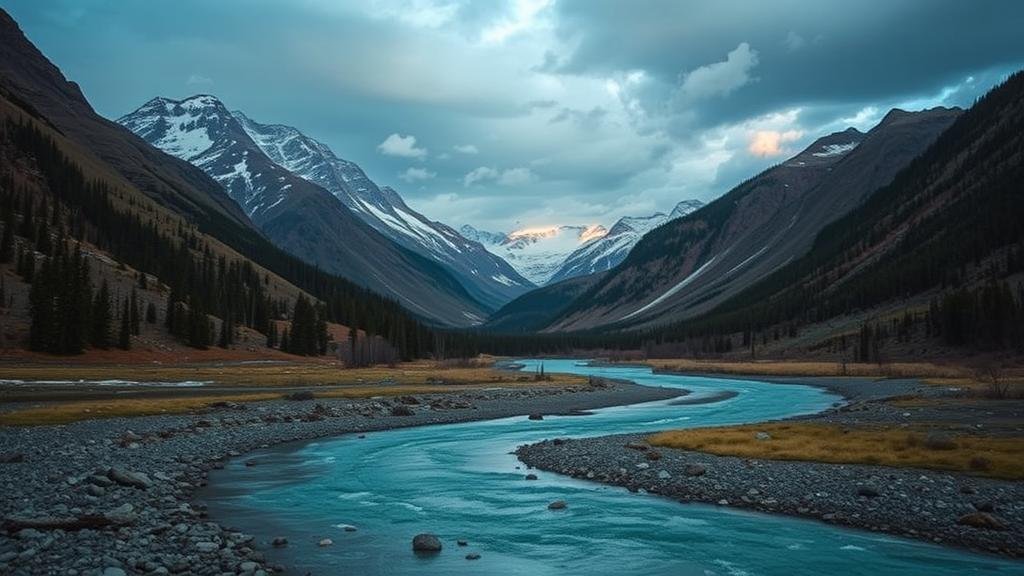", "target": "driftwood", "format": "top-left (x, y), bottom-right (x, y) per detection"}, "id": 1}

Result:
top-left (2, 514), bottom-right (133, 532)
